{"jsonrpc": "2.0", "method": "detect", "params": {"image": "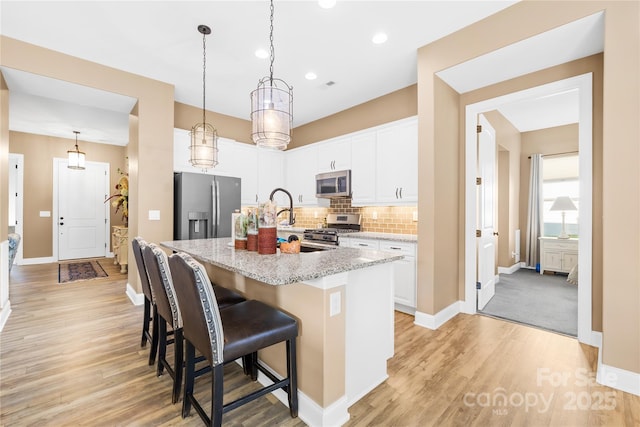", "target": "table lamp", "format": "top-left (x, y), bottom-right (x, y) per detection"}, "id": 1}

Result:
top-left (550, 196), bottom-right (577, 239)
